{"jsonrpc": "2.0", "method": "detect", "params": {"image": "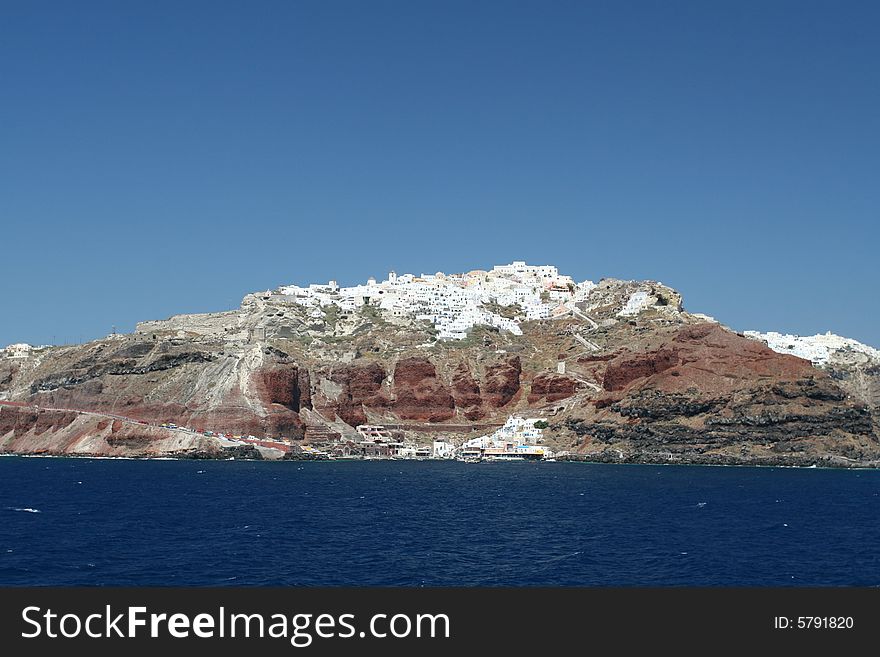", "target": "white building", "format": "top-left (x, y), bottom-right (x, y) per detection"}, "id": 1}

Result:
top-left (744, 330), bottom-right (880, 367)
top-left (433, 440), bottom-right (455, 459)
top-left (3, 343), bottom-right (33, 359)
top-left (618, 290), bottom-right (652, 316)
top-left (462, 416), bottom-right (546, 450)
top-left (273, 262), bottom-right (596, 341)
